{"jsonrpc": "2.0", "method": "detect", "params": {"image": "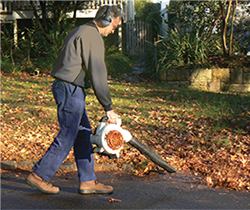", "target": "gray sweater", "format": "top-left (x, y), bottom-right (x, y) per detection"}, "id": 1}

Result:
top-left (51, 22), bottom-right (112, 111)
